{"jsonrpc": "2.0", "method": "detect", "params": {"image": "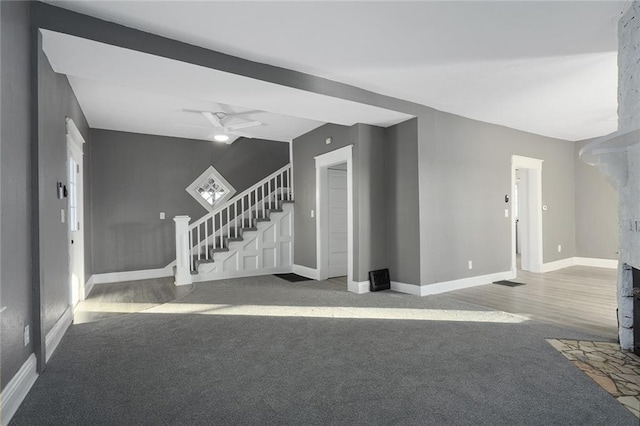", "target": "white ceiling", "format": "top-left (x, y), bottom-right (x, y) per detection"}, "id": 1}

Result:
top-left (42, 30), bottom-right (412, 143)
top-left (46, 0), bottom-right (628, 141)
